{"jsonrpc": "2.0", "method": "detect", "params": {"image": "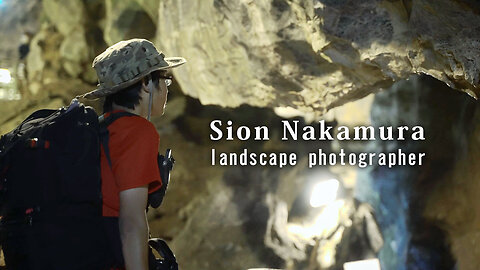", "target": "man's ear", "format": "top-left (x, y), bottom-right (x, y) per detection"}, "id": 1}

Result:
top-left (142, 79), bottom-right (154, 93)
